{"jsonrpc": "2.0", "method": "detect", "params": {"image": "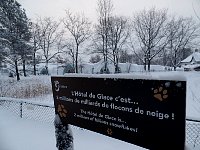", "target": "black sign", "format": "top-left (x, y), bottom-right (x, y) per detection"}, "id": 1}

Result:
top-left (51, 76), bottom-right (186, 150)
